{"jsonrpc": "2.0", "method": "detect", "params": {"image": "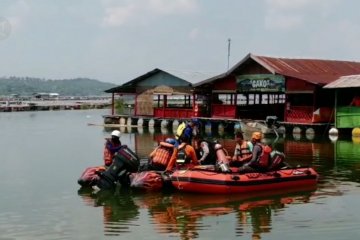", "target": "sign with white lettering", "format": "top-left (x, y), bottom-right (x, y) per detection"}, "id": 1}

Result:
top-left (236, 74), bottom-right (285, 92)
